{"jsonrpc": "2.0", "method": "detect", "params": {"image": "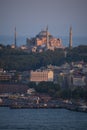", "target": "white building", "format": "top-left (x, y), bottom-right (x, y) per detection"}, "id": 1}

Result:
top-left (30, 70), bottom-right (54, 82)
